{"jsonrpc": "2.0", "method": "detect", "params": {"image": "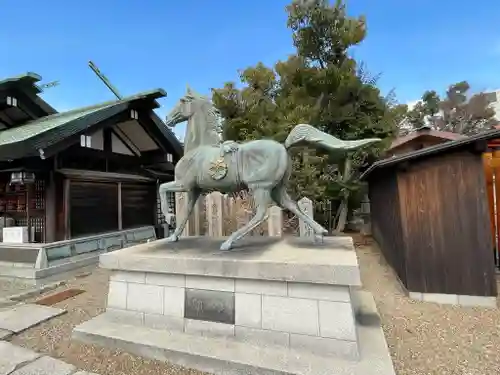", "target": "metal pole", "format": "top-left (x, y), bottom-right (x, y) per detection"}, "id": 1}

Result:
top-left (88, 61), bottom-right (123, 100)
